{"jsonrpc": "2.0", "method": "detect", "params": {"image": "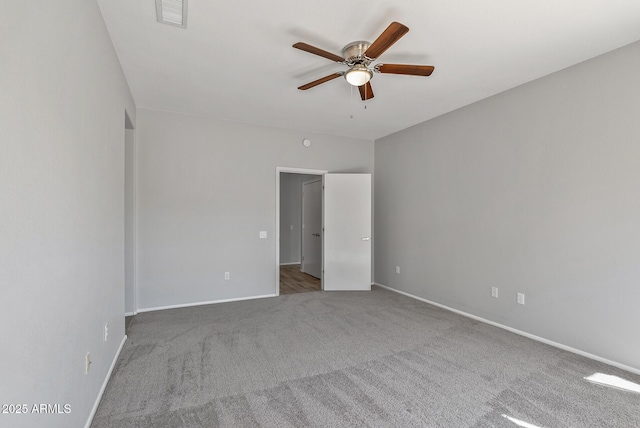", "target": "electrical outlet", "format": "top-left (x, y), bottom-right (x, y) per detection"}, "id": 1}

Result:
top-left (104, 323), bottom-right (109, 341)
top-left (85, 353), bottom-right (92, 374)
top-left (259, 231), bottom-right (267, 239)
top-left (224, 272), bottom-right (230, 280)
top-left (491, 287), bottom-right (498, 298)
top-left (517, 293), bottom-right (525, 305)
top-left (395, 266), bottom-right (400, 274)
